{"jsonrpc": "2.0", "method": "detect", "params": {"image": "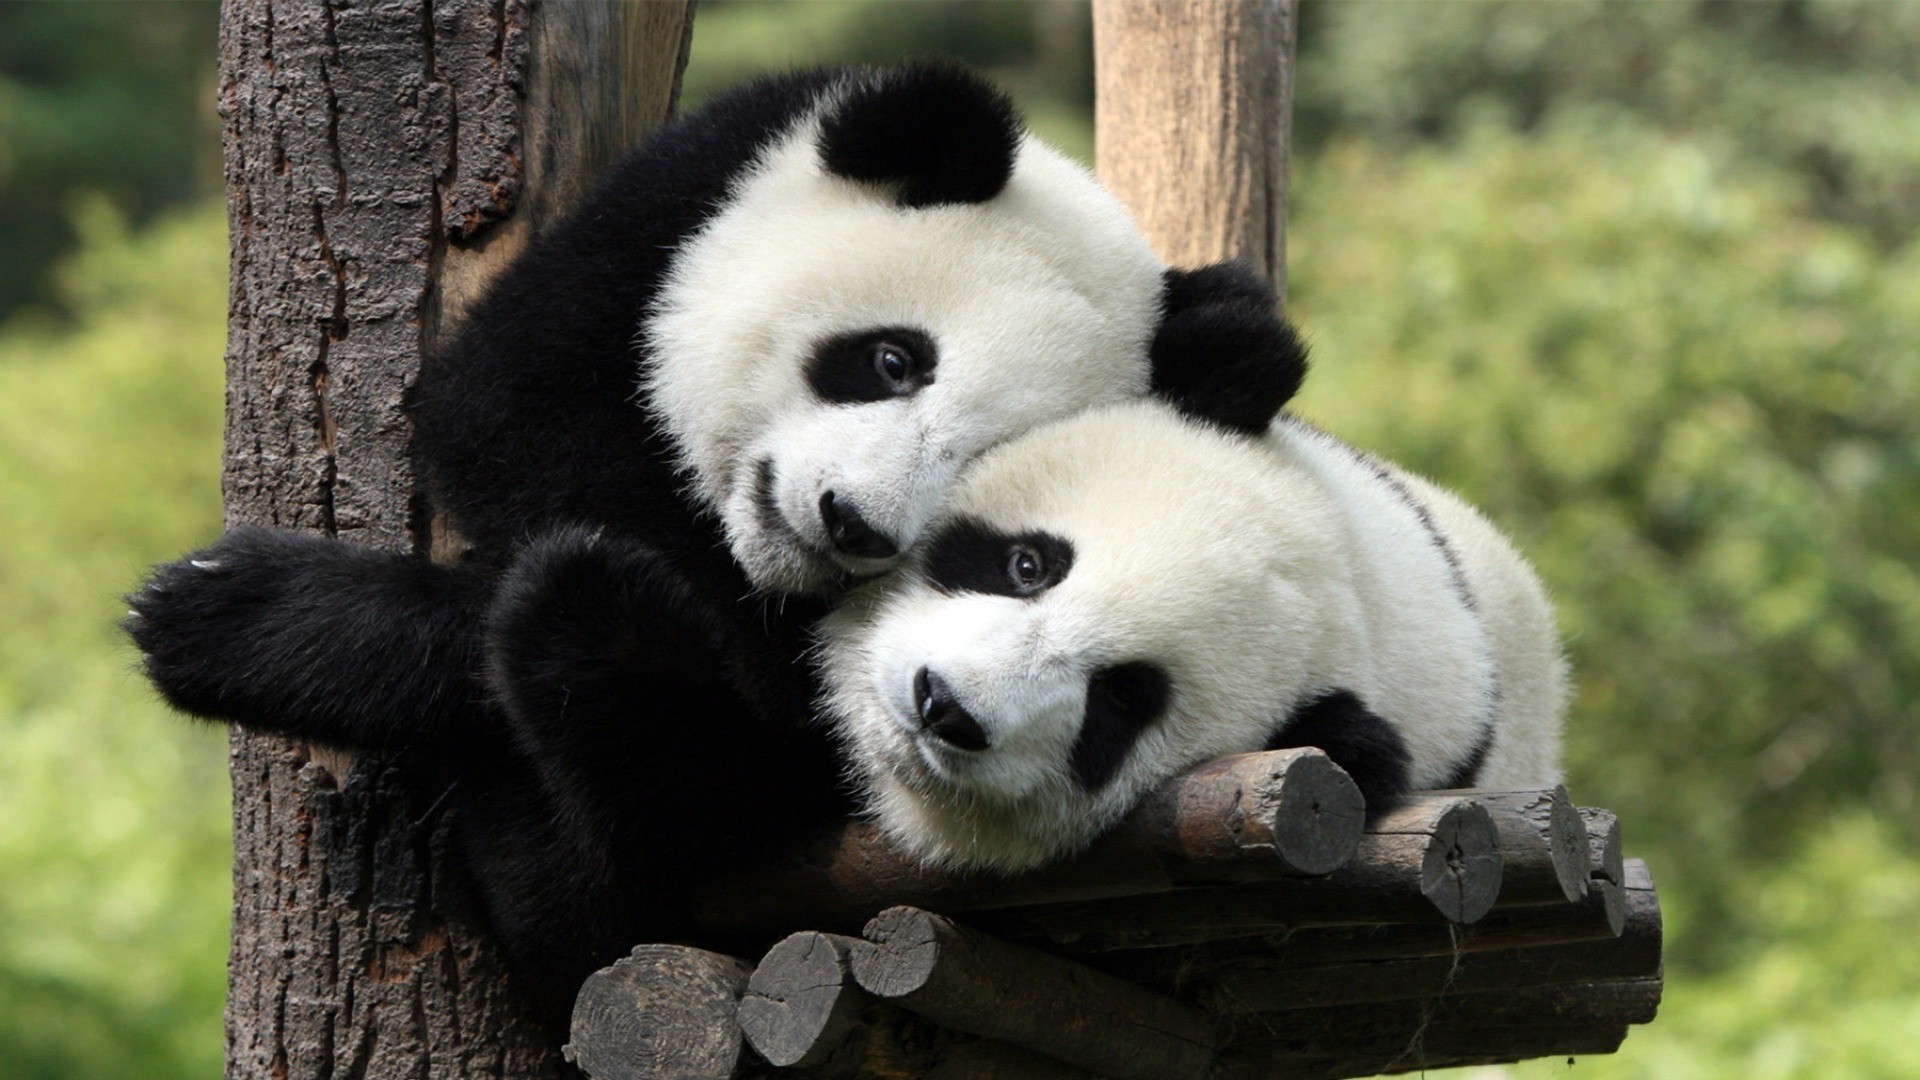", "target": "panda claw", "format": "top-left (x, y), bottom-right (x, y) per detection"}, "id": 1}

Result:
top-left (190, 559), bottom-right (222, 572)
